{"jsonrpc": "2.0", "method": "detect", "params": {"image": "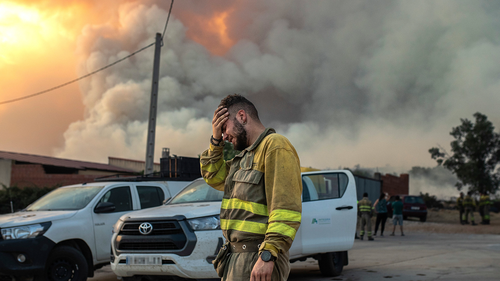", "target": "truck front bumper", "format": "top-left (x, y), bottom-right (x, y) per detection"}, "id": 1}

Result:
top-left (0, 236), bottom-right (55, 277)
top-left (111, 231), bottom-right (221, 279)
